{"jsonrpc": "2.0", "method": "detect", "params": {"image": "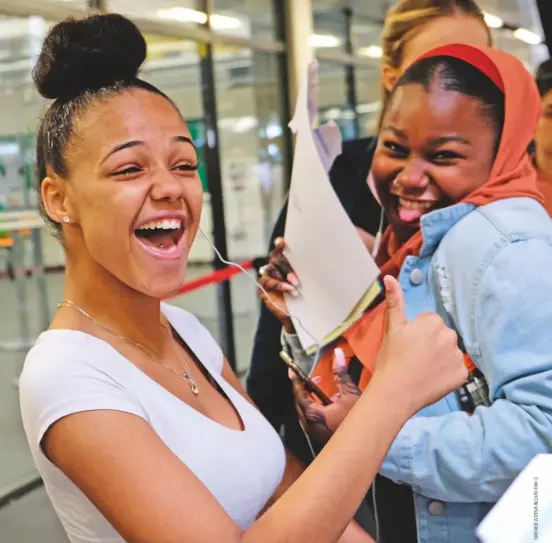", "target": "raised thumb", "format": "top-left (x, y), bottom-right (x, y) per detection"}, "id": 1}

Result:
top-left (384, 275), bottom-right (406, 332)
